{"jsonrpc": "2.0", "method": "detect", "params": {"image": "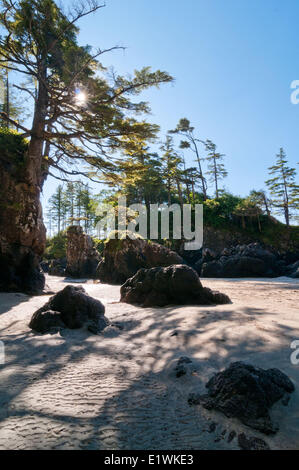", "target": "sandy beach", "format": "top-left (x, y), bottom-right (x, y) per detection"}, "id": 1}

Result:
top-left (0, 275), bottom-right (298, 450)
